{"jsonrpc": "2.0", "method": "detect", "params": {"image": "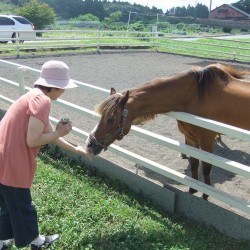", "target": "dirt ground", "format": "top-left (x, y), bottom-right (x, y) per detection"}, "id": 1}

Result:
top-left (0, 51), bottom-right (250, 219)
